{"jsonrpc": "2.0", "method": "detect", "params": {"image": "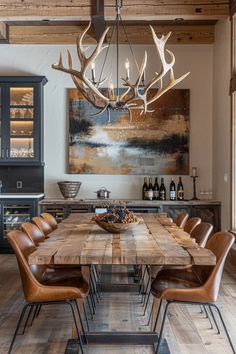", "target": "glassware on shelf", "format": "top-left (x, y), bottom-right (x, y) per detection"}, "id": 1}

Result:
top-left (10, 87), bottom-right (34, 106)
top-left (199, 189), bottom-right (213, 200)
